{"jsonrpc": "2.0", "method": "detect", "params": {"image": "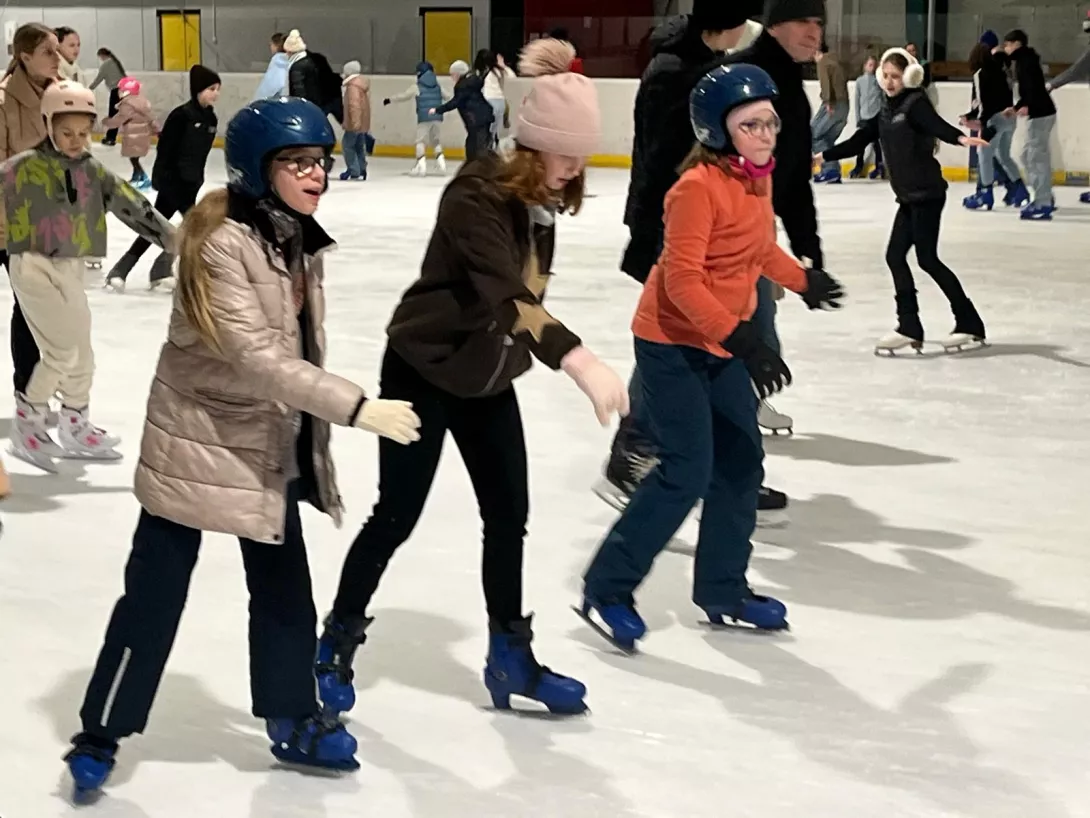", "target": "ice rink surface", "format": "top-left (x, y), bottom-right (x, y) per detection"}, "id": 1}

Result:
top-left (2, 147), bottom-right (1089, 818)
